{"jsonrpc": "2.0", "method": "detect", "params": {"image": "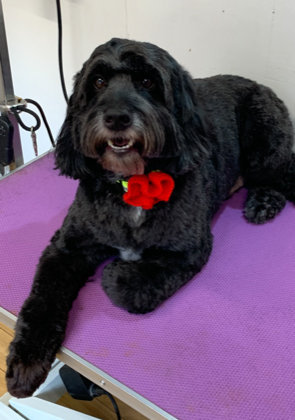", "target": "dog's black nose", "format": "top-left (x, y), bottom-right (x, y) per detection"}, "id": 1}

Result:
top-left (103, 110), bottom-right (132, 131)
